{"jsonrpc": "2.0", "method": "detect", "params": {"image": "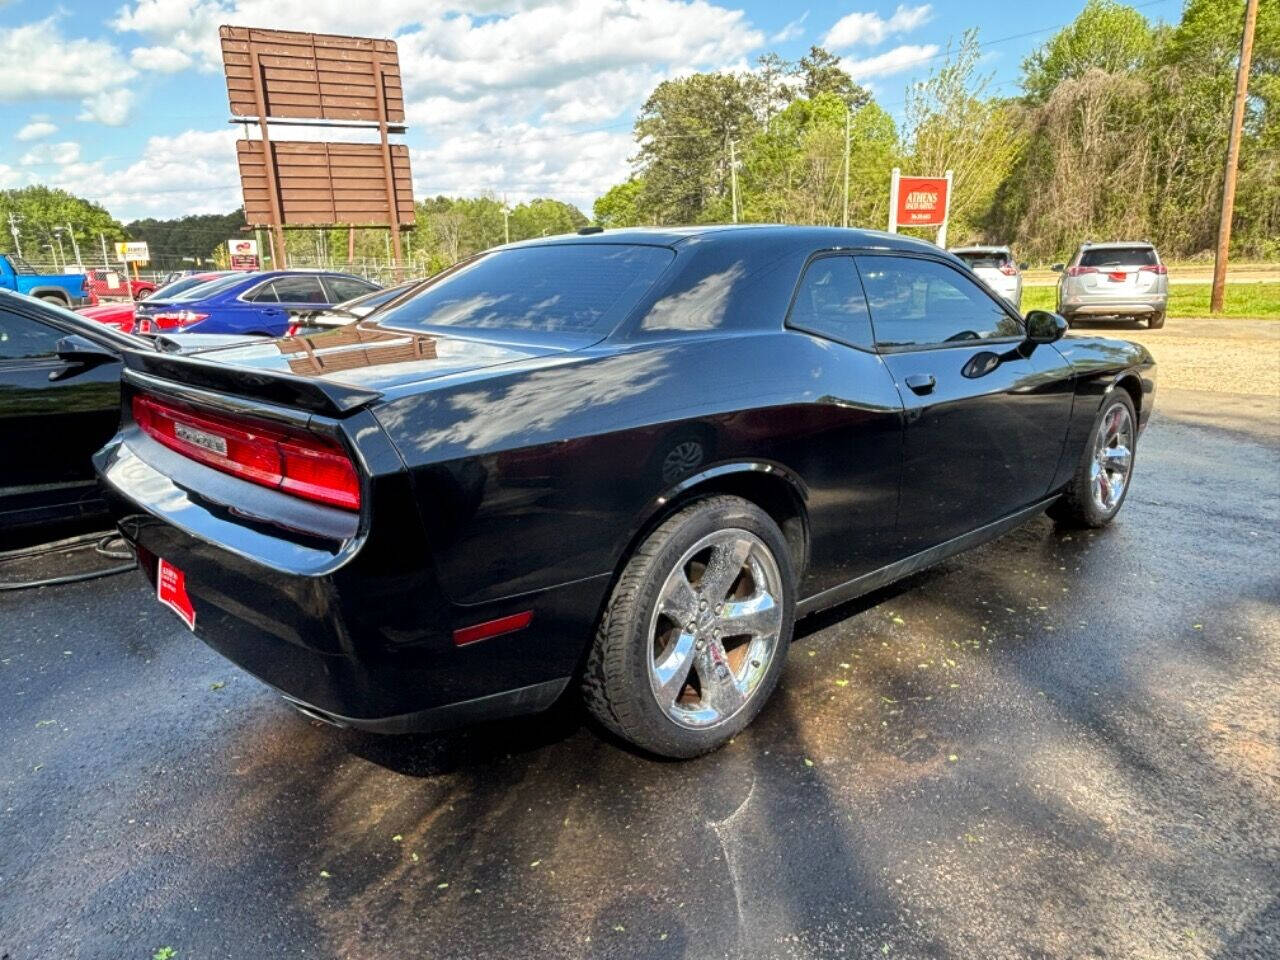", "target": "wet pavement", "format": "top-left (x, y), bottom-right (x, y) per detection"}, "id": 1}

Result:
top-left (2, 382), bottom-right (1277, 960)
